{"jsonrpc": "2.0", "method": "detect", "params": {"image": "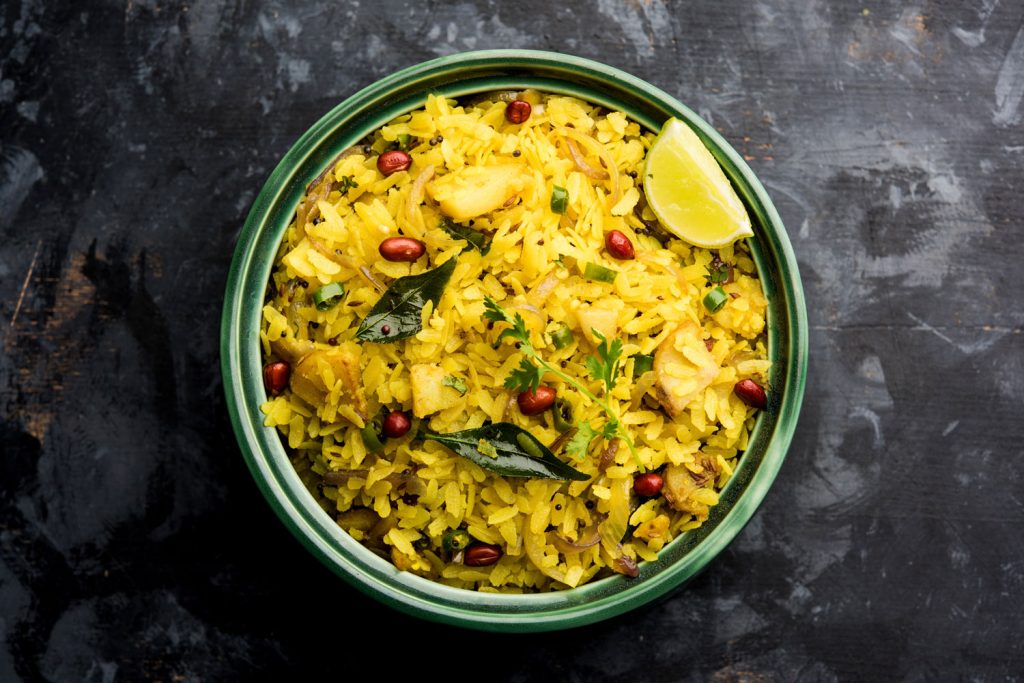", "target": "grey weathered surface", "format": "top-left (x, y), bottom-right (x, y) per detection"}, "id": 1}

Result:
top-left (2, 0), bottom-right (1022, 680)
